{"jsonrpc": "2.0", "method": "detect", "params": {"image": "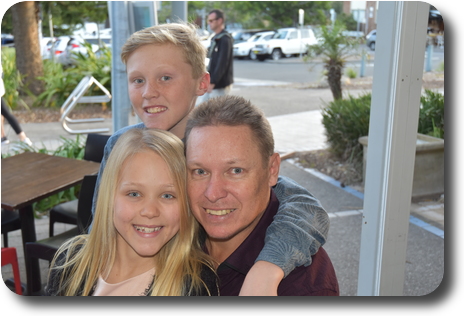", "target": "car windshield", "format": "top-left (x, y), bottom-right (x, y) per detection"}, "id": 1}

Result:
top-left (273, 30), bottom-right (288, 39)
